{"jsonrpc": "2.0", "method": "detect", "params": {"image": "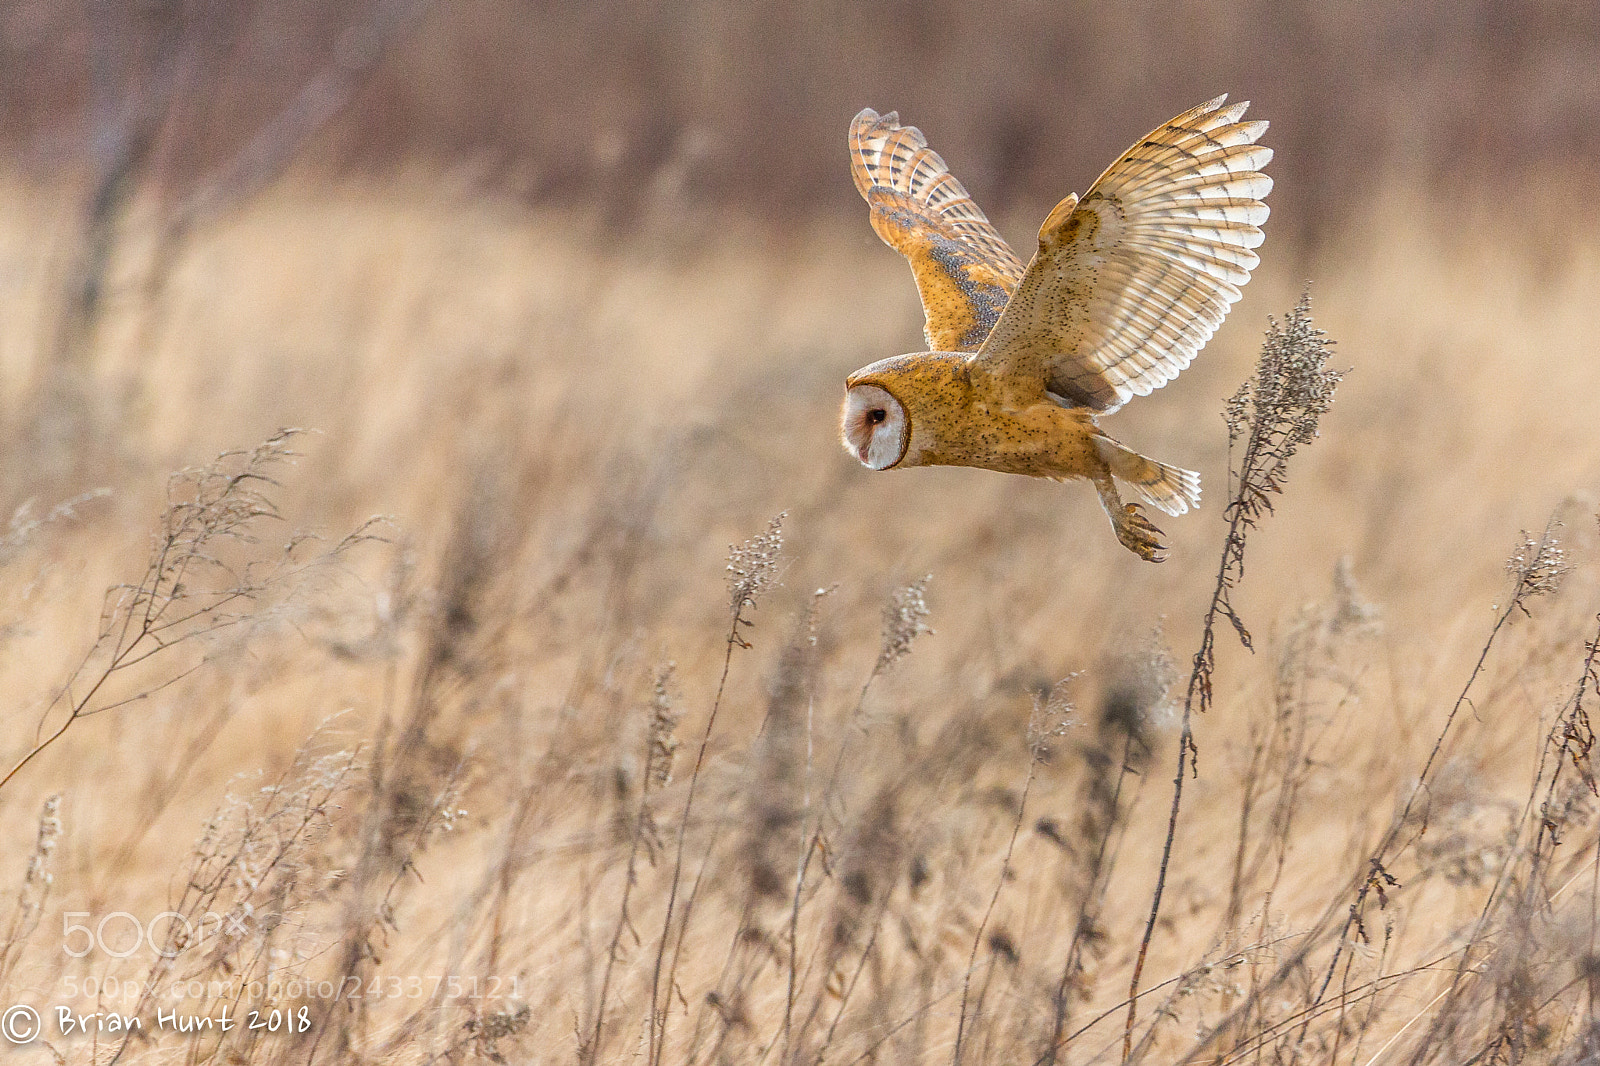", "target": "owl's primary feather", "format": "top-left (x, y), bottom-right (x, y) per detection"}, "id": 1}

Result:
top-left (842, 97), bottom-right (1271, 562)
top-left (975, 96), bottom-right (1272, 412)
